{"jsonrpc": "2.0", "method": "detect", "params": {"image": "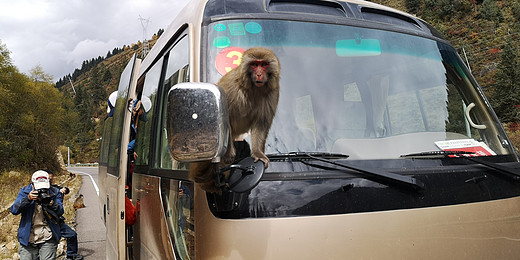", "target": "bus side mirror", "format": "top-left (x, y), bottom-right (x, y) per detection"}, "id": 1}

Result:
top-left (167, 83), bottom-right (229, 162)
